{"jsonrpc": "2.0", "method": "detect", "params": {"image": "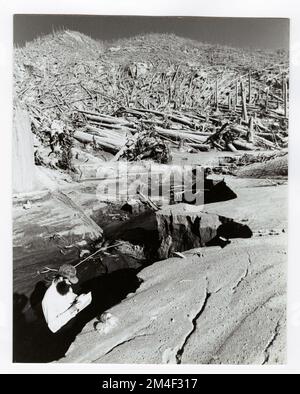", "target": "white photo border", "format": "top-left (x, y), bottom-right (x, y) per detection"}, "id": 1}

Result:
top-left (1, 0), bottom-right (299, 374)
